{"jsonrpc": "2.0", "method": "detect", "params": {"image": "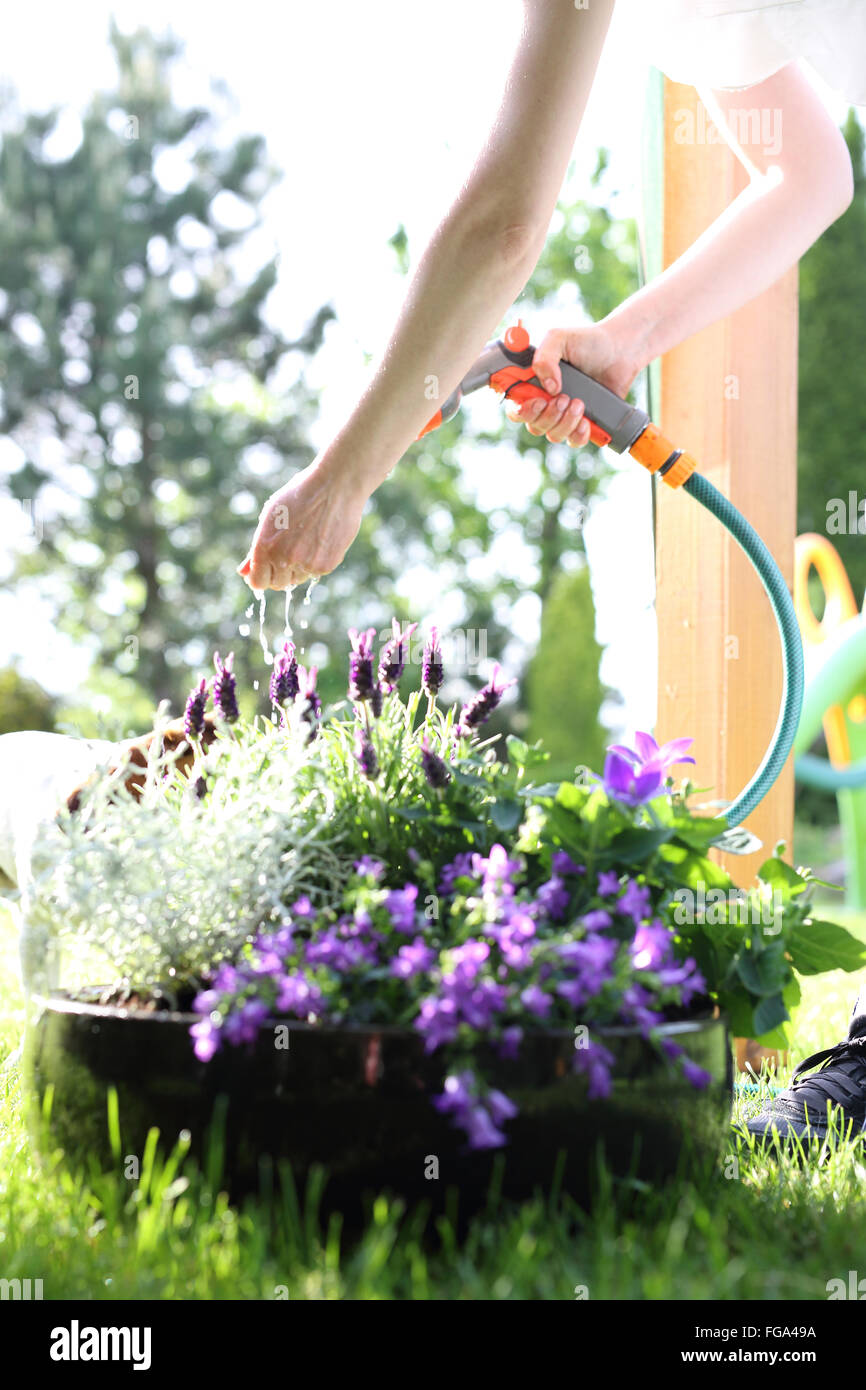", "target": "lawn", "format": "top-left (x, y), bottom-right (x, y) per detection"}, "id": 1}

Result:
top-left (2, 900), bottom-right (866, 1301)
